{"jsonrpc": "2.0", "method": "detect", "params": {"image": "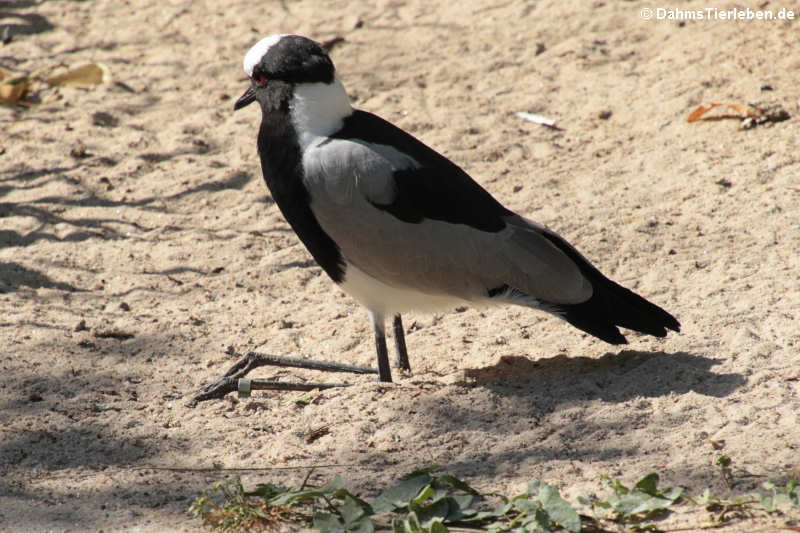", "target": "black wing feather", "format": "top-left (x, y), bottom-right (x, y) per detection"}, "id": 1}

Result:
top-left (331, 110), bottom-right (513, 233)
top-left (539, 230), bottom-right (681, 343)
